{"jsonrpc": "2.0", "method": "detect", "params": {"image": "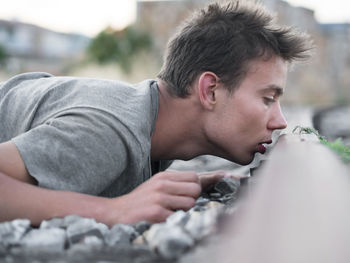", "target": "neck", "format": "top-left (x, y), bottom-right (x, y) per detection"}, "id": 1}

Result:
top-left (151, 81), bottom-right (209, 161)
